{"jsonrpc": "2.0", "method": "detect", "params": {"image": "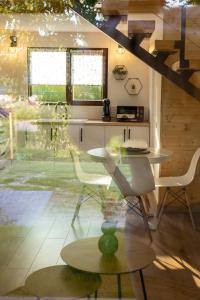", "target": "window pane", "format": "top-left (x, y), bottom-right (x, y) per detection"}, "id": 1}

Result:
top-left (73, 85), bottom-right (102, 100)
top-left (32, 85), bottom-right (66, 102)
top-left (71, 50), bottom-right (104, 101)
top-left (72, 55), bottom-right (103, 85)
top-left (30, 51), bottom-right (66, 85)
